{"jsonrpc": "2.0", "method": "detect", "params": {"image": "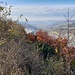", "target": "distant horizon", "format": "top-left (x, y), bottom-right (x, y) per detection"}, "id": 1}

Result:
top-left (20, 19), bottom-right (75, 30)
